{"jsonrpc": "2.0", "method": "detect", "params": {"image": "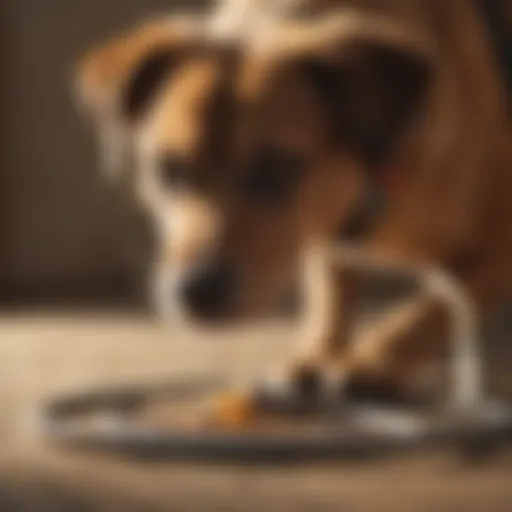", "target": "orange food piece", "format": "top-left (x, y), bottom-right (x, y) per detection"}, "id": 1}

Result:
top-left (211, 391), bottom-right (256, 429)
